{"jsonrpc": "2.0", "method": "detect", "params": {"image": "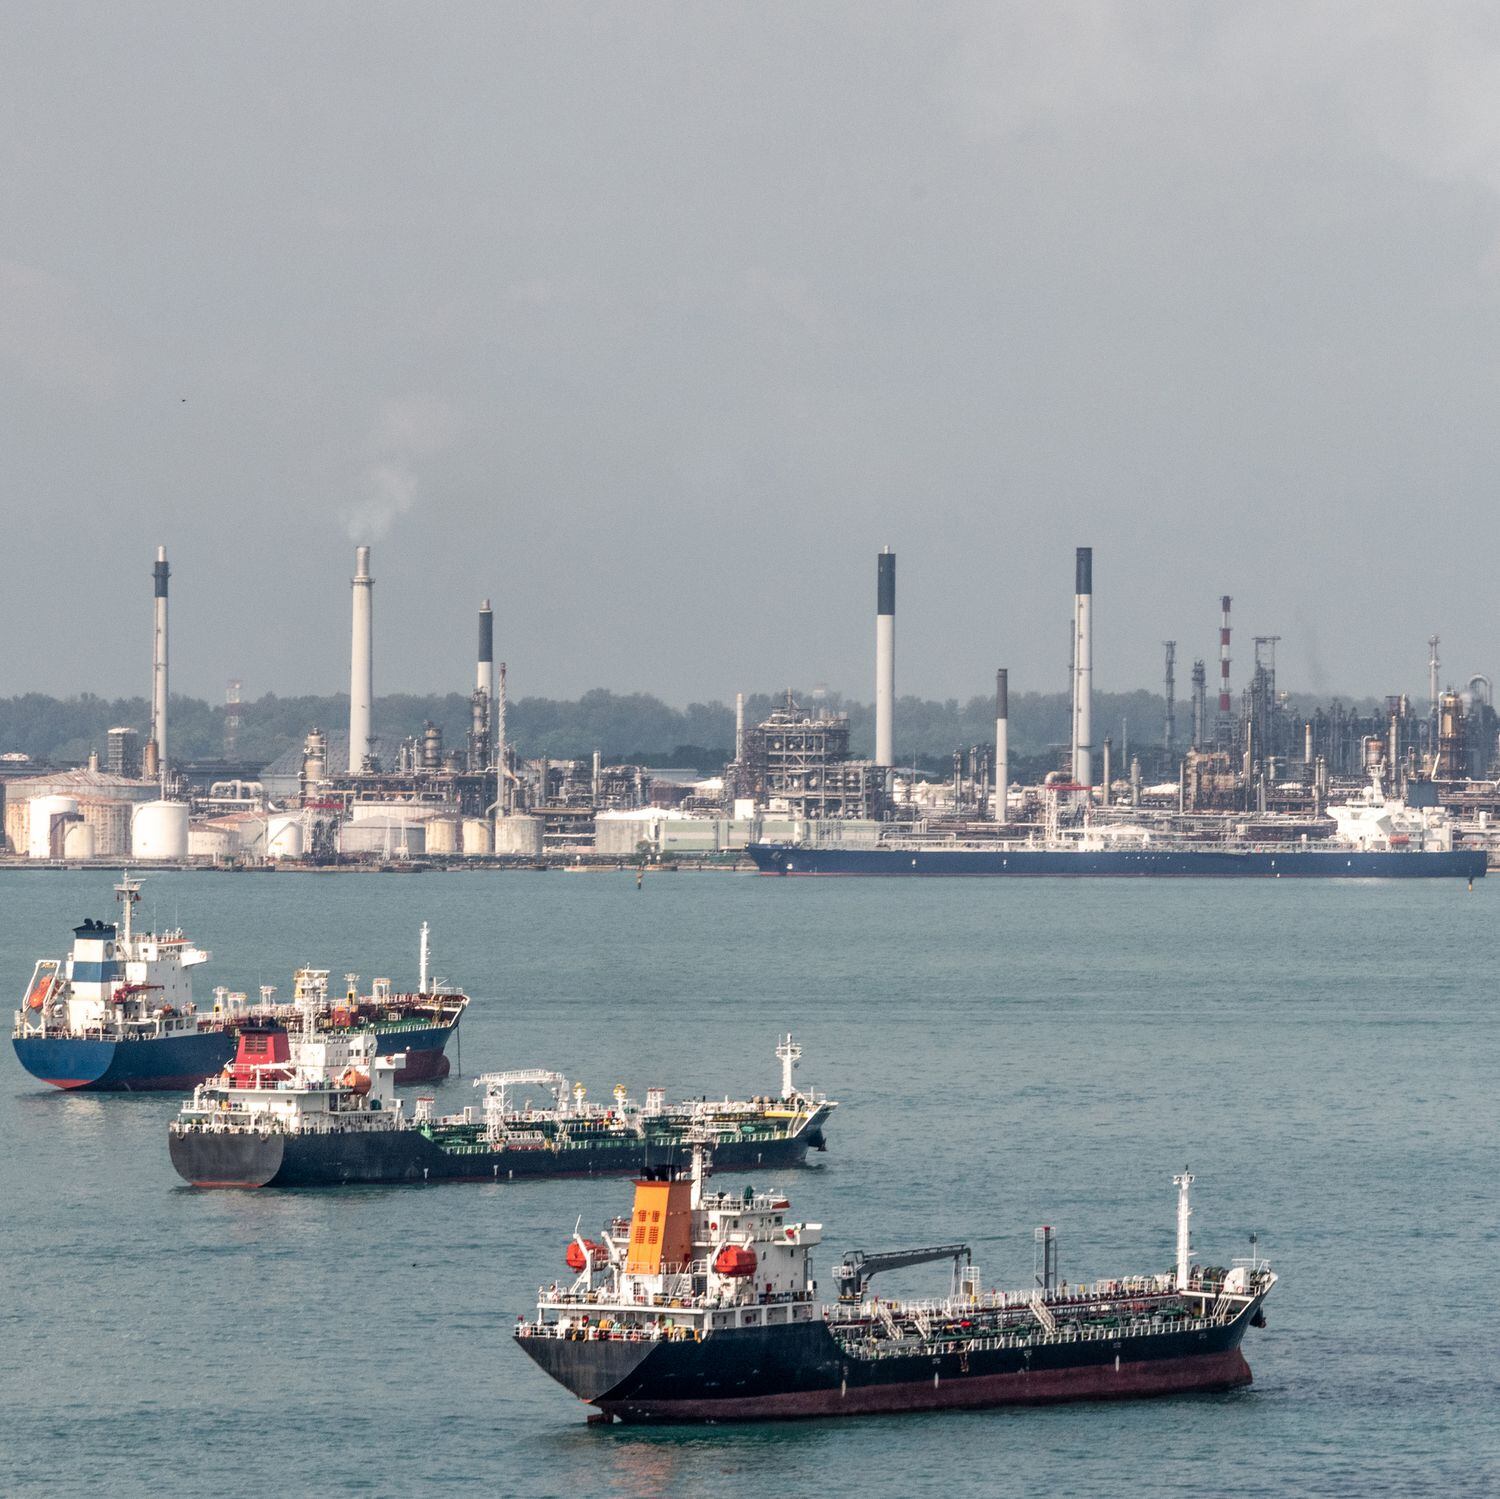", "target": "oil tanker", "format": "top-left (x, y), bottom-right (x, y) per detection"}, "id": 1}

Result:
top-left (12, 881), bottom-right (465, 1089)
top-left (749, 841), bottom-right (1484, 877)
top-left (515, 1160), bottom-right (1275, 1422)
top-left (752, 781), bottom-right (1484, 878)
top-left (168, 1026), bottom-right (834, 1188)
